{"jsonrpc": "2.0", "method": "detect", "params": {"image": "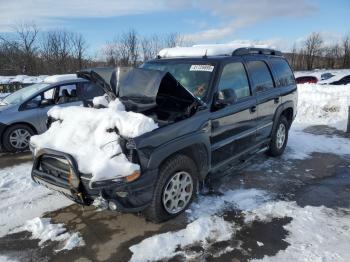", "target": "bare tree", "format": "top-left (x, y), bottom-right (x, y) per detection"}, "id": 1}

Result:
top-left (324, 44), bottom-right (341, 68)
top-left (342, 36), bottom-right (350, 68)
top-left (13, 22), bottom-right (39, 73)
top-left (72, 32), bottom-right (87, 69)
top-left (304, 32), bottom-right (323, 70)
top-left (141, 35), bottom-right (162, 61)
